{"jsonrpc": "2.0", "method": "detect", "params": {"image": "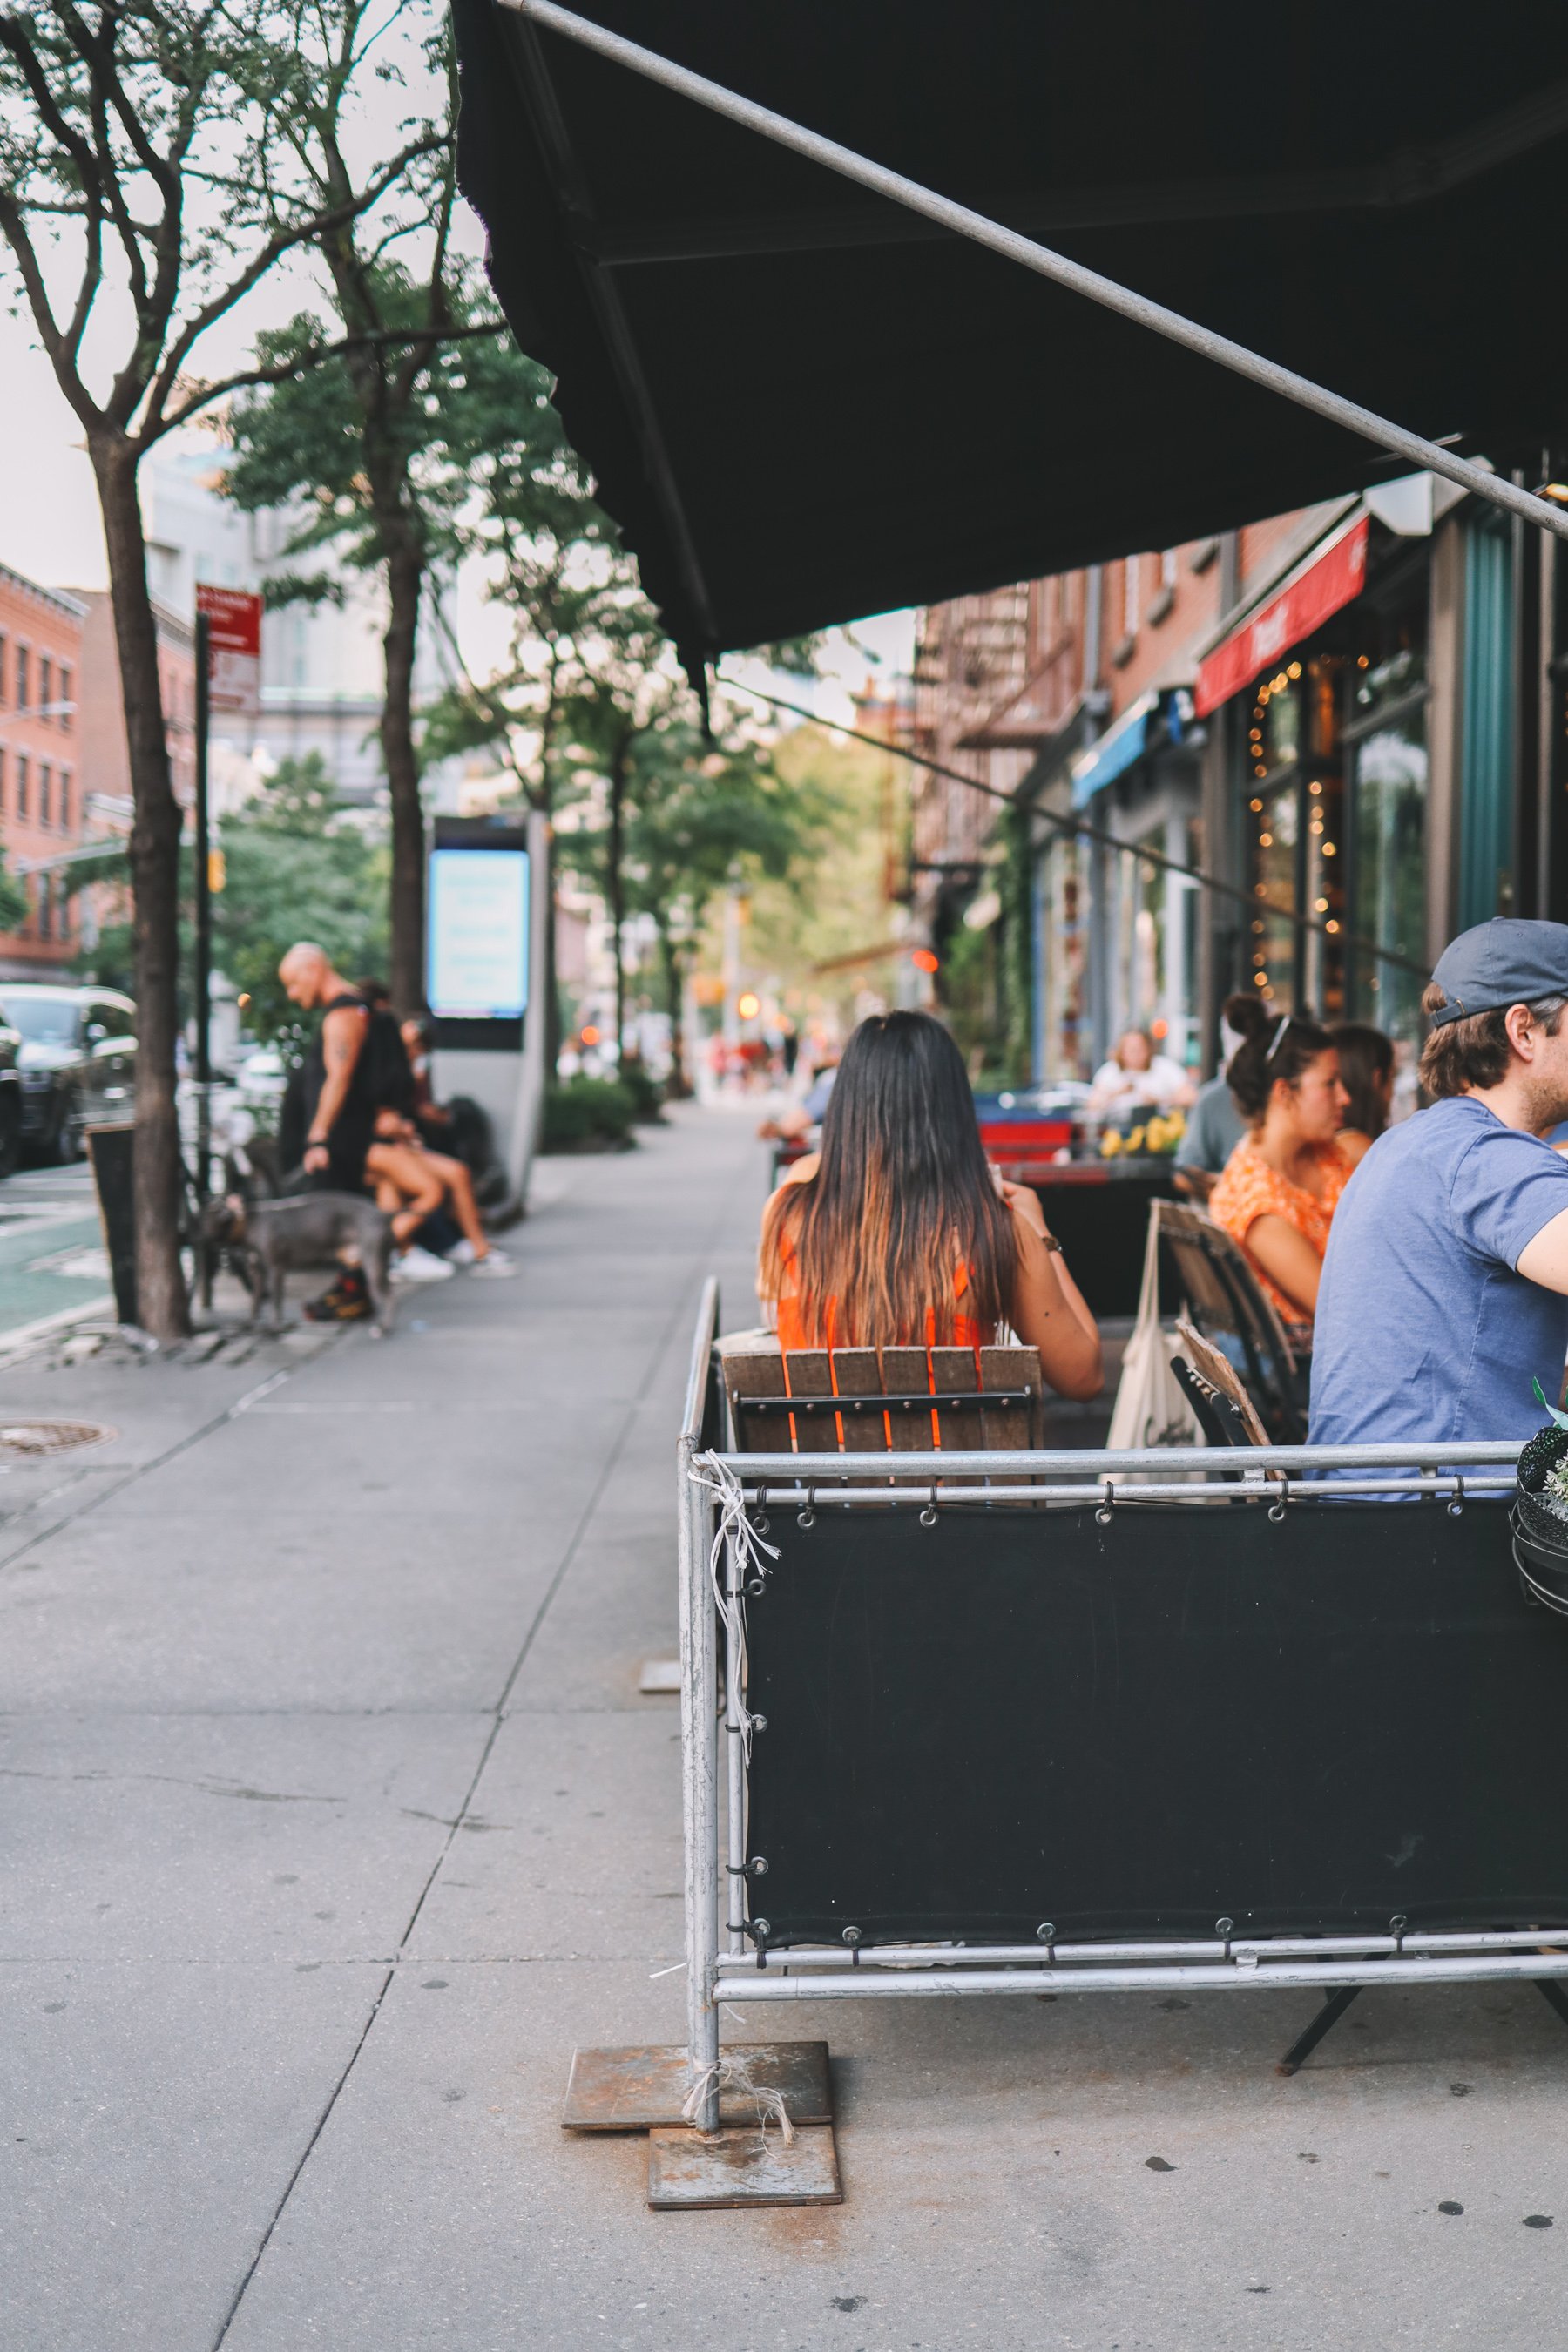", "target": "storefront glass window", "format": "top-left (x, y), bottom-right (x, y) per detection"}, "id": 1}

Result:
top-left (1342, 556), bottom-right (1429, 1038)
top-left (1236, 548), bottom-right (1425, 1035)
top-left (1350, 714), bottom-right (1427, 1037)
top-left (1247, 777), bottom-right (1299, 1006)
